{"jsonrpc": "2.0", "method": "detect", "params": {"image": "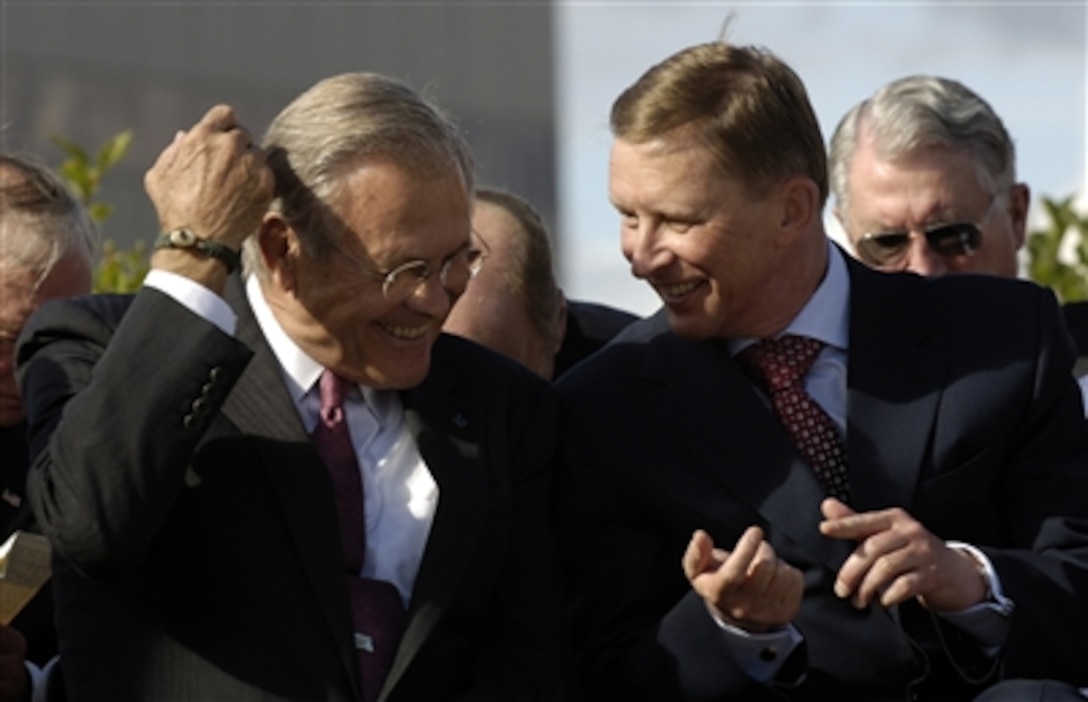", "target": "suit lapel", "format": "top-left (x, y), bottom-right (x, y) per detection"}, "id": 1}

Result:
top-left (650, 323), bottom-right (855, 575)
top-left (845, 260), bottom-right (943, 512)
top-left (218, 278), bottom-right (361, 695)
top-left (381, 356), bottom-right (488, 695)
